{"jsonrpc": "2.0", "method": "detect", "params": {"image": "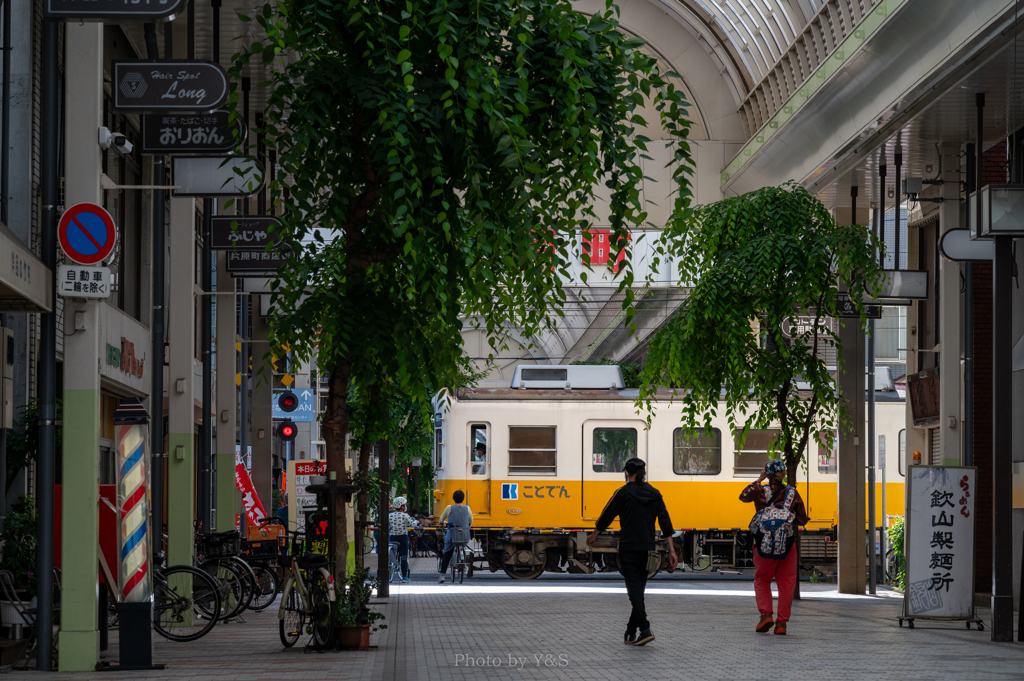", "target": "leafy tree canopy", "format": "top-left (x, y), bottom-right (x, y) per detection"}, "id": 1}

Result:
top-left (228, 0), bottom-right (695, 577)
top-left (639, 183), bottom-right (882, 480)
